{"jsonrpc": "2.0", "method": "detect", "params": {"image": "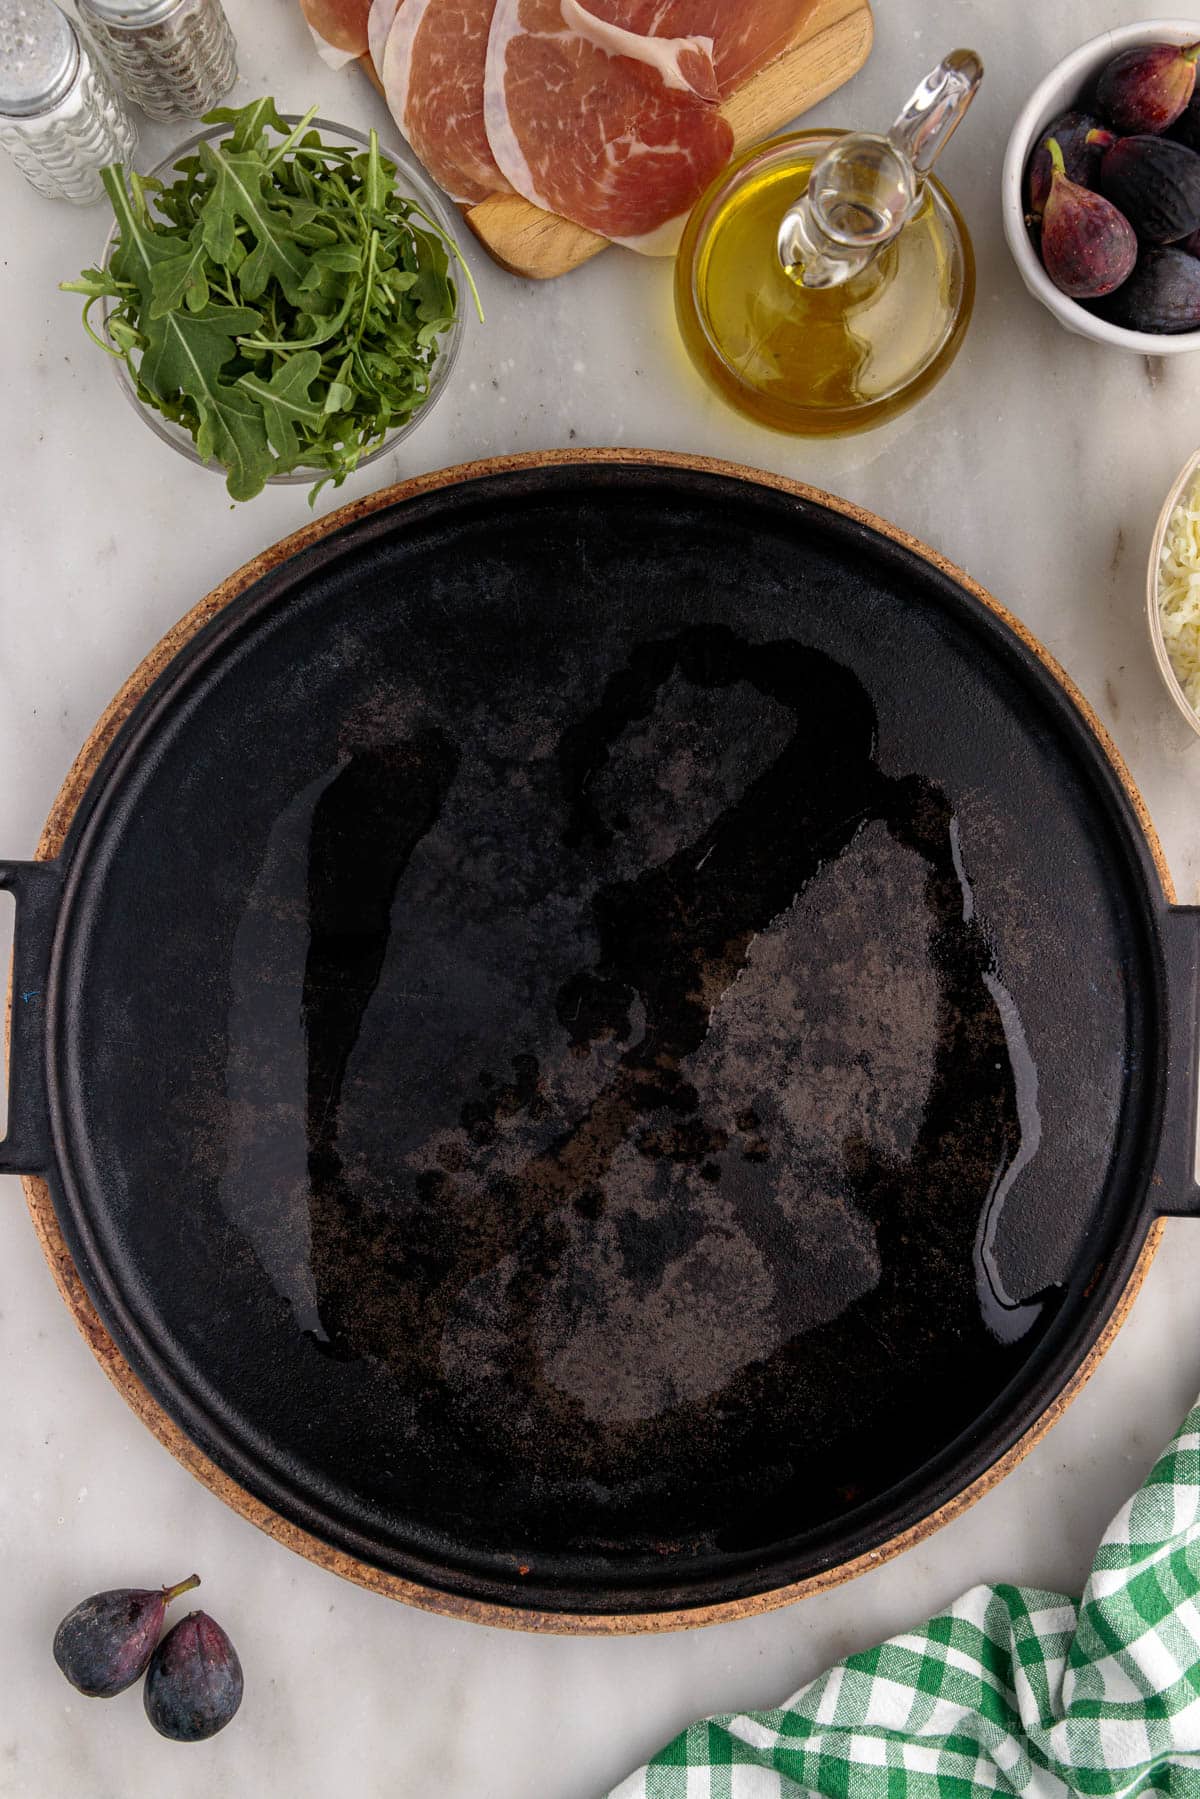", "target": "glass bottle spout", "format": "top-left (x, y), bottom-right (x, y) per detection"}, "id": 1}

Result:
top-left (776, 49), bottom-right (983, 290)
